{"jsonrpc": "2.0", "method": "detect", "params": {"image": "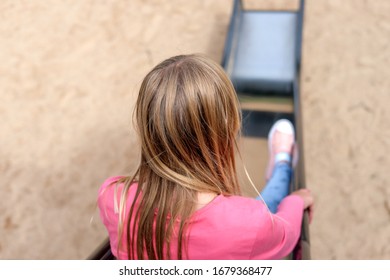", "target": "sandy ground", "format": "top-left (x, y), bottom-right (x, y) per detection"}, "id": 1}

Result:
top-left (0, 0), bottom-right (389, 259)
top-left (302, 0), bottom-right (390, 259)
